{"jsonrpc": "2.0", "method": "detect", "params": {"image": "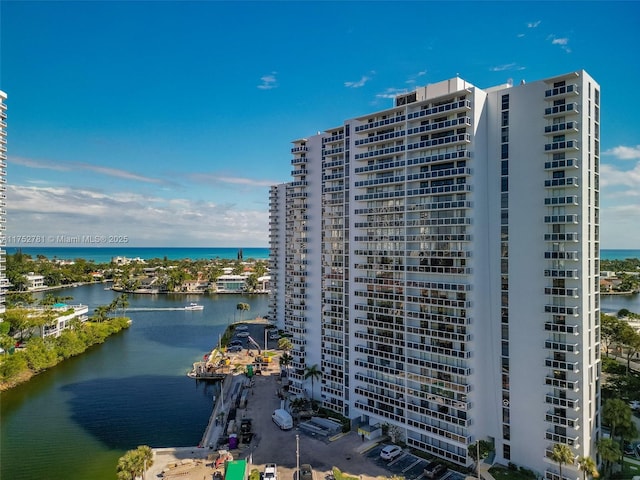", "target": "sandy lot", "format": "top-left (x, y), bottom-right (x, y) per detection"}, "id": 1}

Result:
top-left (147, 368), bottom-right (391, 480)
